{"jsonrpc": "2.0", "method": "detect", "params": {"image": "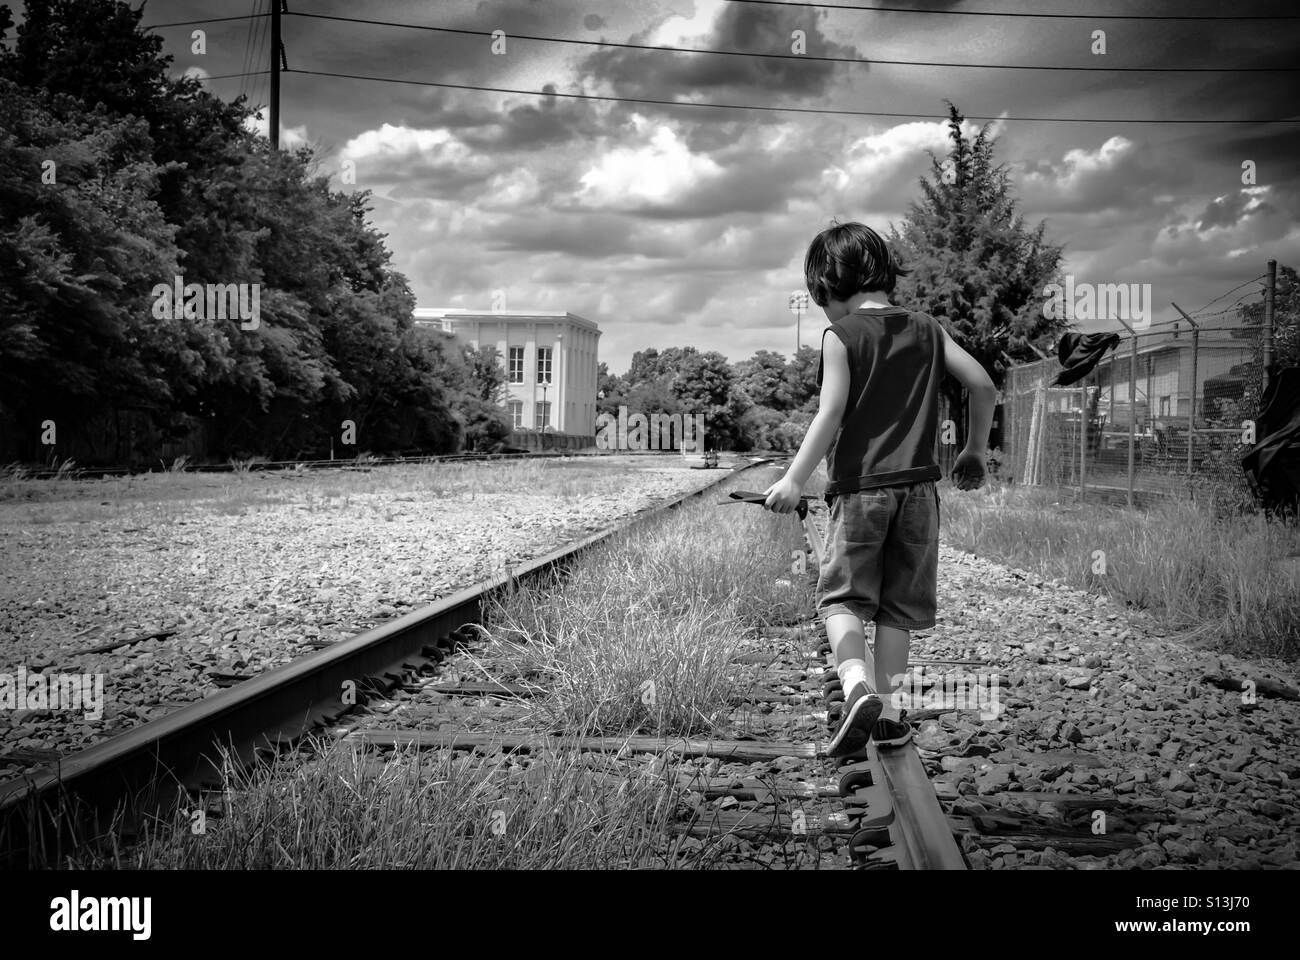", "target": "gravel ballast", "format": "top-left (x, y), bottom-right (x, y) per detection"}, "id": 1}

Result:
top-left (861, 535), bottom-right (1297, 868)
